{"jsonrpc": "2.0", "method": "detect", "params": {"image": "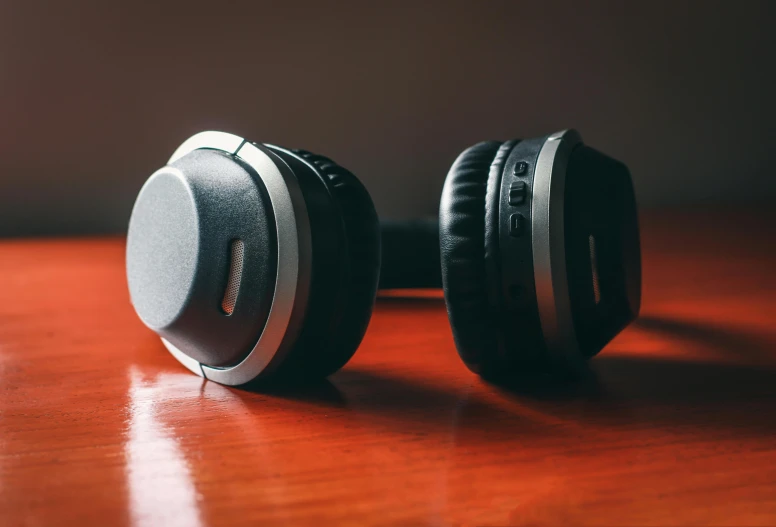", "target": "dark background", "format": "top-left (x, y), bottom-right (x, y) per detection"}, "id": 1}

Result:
top-left (1, 1), bottom-right (775, 237)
